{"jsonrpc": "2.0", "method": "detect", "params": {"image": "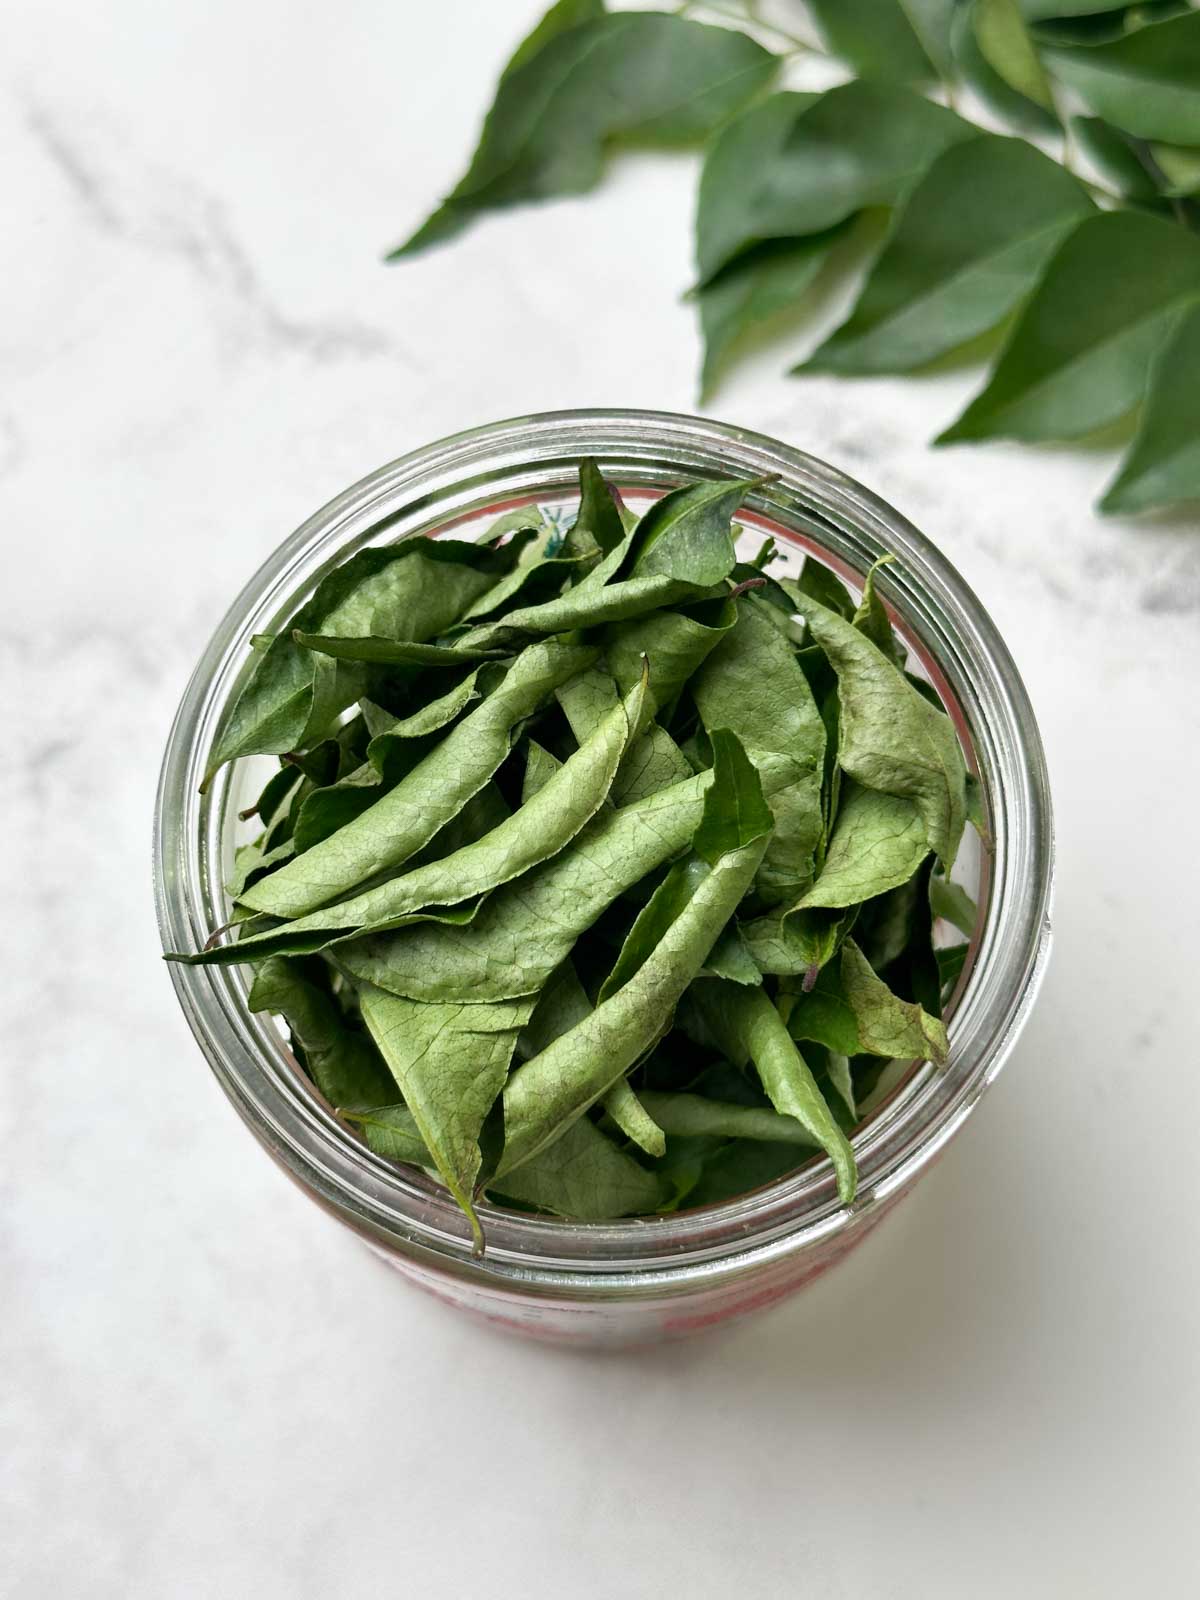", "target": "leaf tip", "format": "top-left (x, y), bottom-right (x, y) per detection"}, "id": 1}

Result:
top-left (932, 418), bottom-right (972, 447)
